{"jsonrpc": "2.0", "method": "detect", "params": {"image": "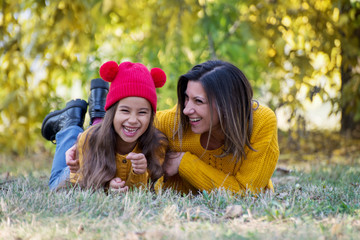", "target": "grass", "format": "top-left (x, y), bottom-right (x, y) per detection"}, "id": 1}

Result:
top-left (1, 161), bottom-right (360, 239)
top-left (1, 138), bottom-right (360, 240)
